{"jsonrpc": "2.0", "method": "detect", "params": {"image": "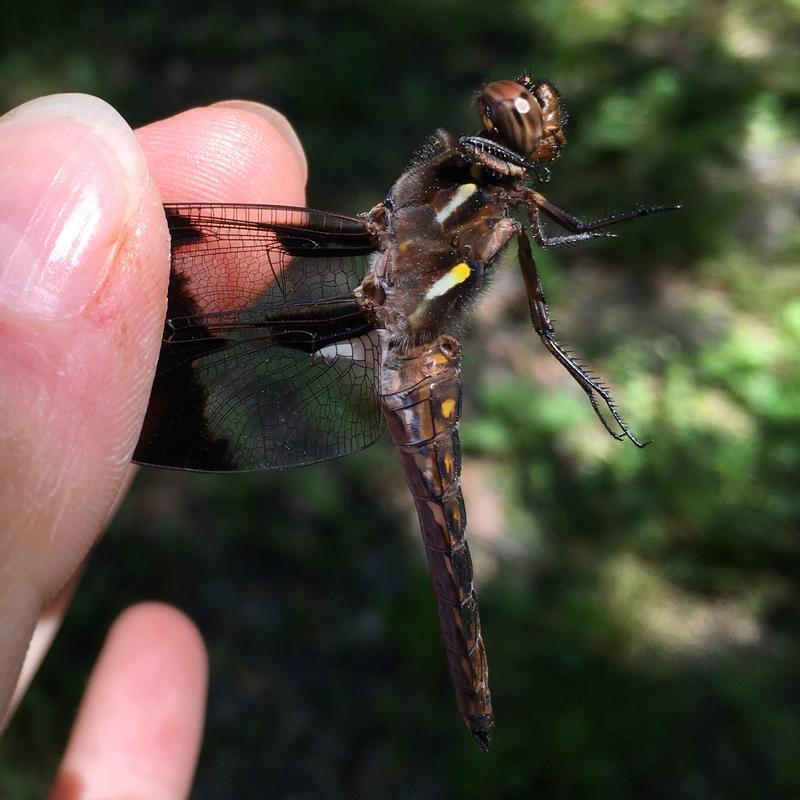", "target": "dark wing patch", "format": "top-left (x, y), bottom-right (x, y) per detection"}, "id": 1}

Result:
top-left (162, 203), bottom-right (376, 314)
top-left (133, 204), bottom-right (384, 472)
